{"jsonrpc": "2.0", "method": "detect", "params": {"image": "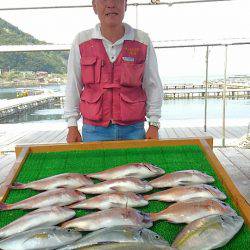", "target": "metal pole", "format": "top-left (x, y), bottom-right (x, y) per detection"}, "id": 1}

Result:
top-left (222, 45), bottom-right (228, 147)
top-left (0, 0), bottom-right (236, 11)
top-left (135, 4), bottom-right (138, 29)
top-left (204, 46), bottom-right (209, 132)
